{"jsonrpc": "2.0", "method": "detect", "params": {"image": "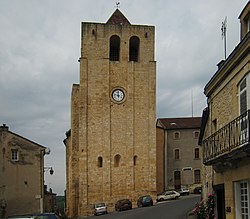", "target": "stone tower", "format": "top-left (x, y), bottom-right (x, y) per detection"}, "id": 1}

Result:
top-left (65, 9), bottom-right (156, 217)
